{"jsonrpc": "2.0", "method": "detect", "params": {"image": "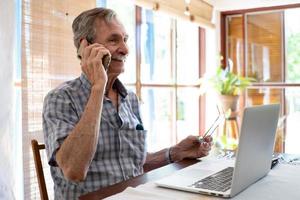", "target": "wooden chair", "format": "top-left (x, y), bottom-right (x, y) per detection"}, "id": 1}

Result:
top-left (31, 139), bottom-right (49, 200)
